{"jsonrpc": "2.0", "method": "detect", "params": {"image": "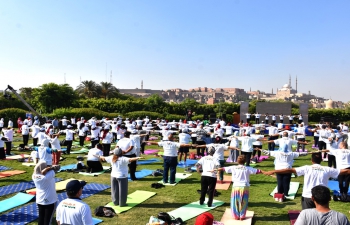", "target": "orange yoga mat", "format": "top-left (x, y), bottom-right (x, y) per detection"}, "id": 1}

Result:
top-left (220, 208), bottom-right (254, 225)
top-left (215, 175), bottom-right (232, 190)
top-left (0, 170), bottom-right (26, 178)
